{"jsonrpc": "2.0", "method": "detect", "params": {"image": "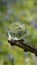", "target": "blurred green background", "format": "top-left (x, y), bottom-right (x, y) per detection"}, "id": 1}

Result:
top-left (0, 0), bottom-right (37, 65)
